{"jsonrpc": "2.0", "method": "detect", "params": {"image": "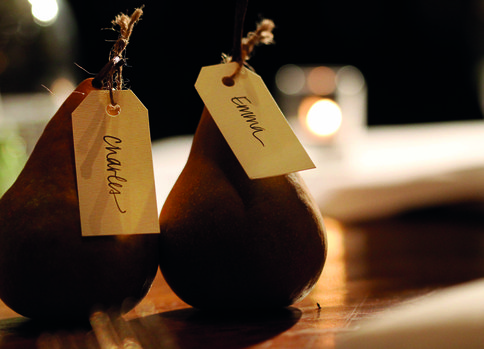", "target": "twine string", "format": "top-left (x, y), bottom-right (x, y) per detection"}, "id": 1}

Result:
top-left (222, 18), bottom-right (275, 86)
top-left (92, 7), bottom-right (144, 106)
